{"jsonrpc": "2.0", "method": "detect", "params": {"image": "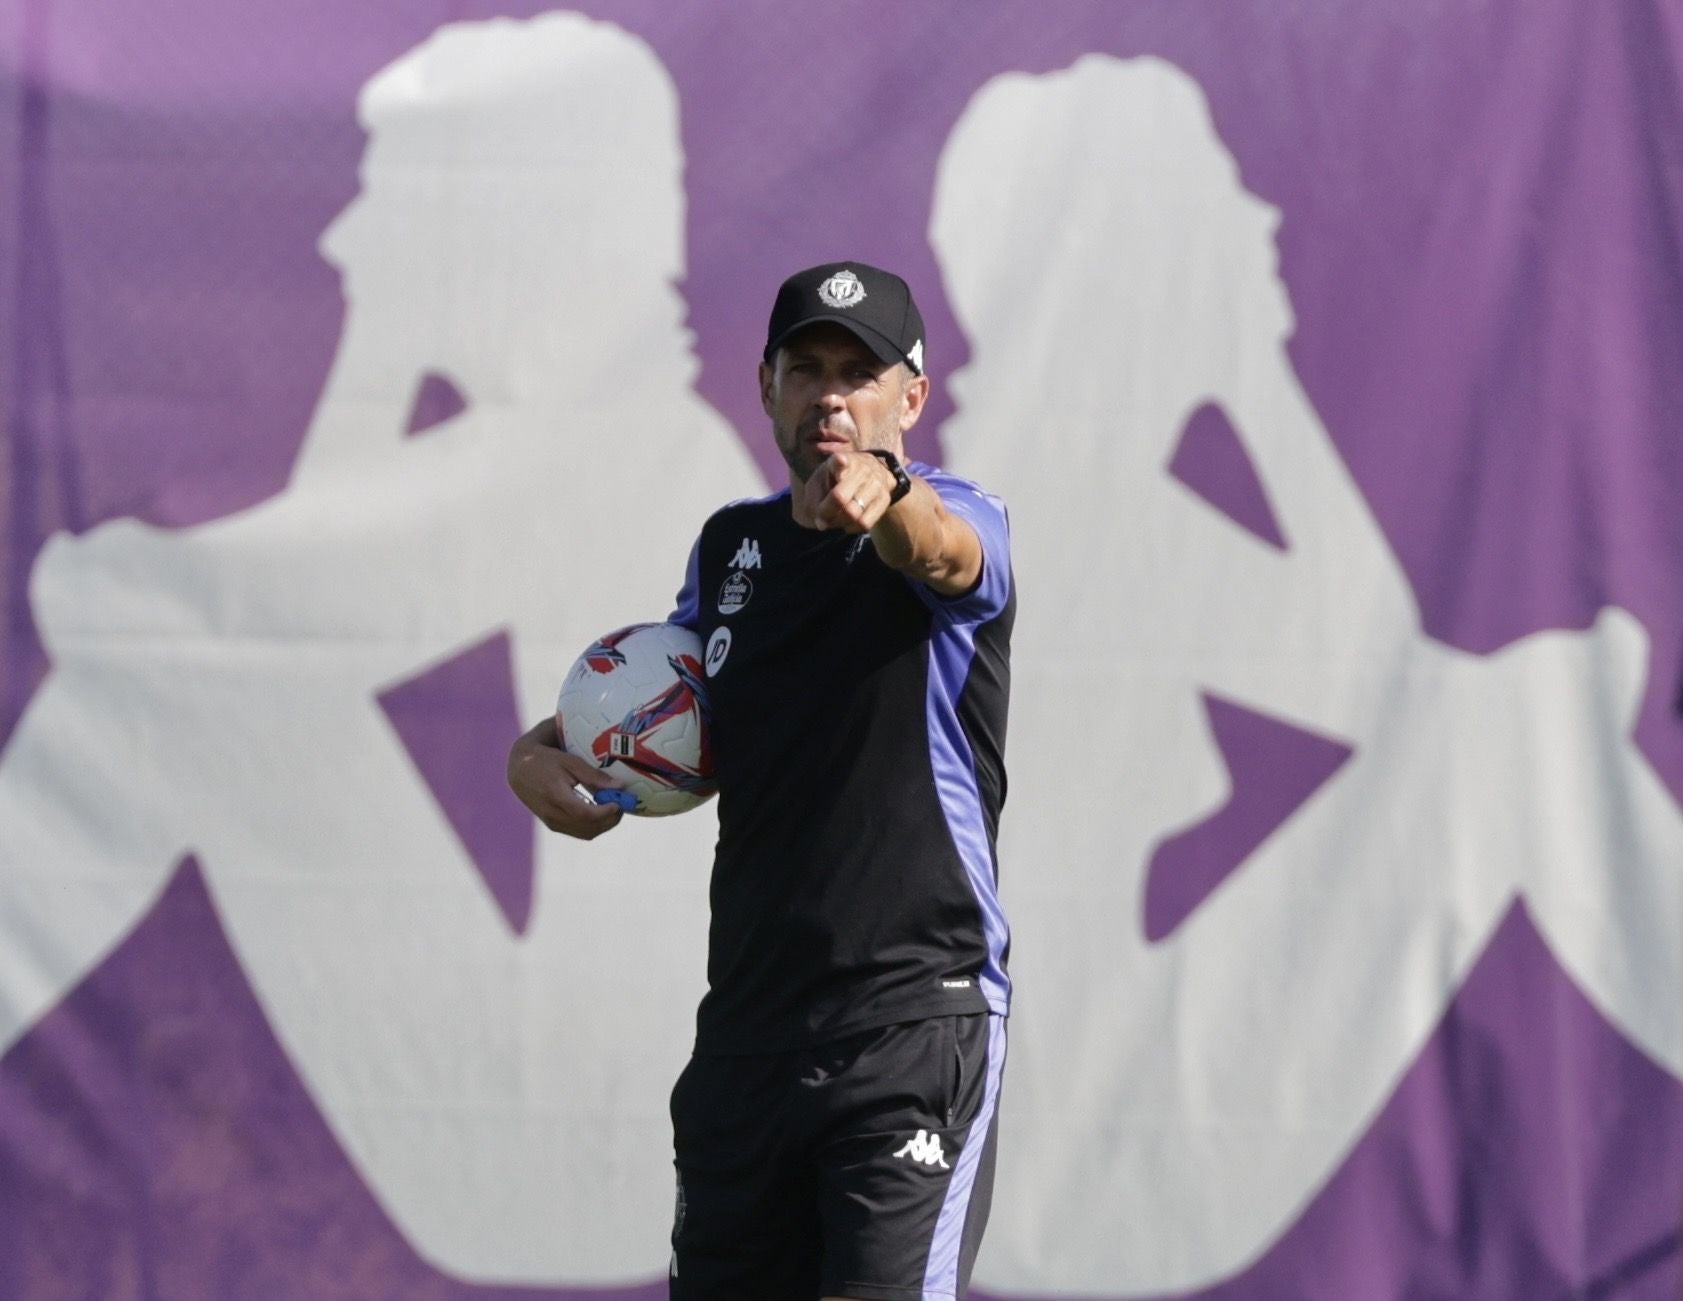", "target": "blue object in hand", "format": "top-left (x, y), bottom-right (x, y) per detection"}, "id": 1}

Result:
top-left (593, 788), bottom-right (639, 811)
